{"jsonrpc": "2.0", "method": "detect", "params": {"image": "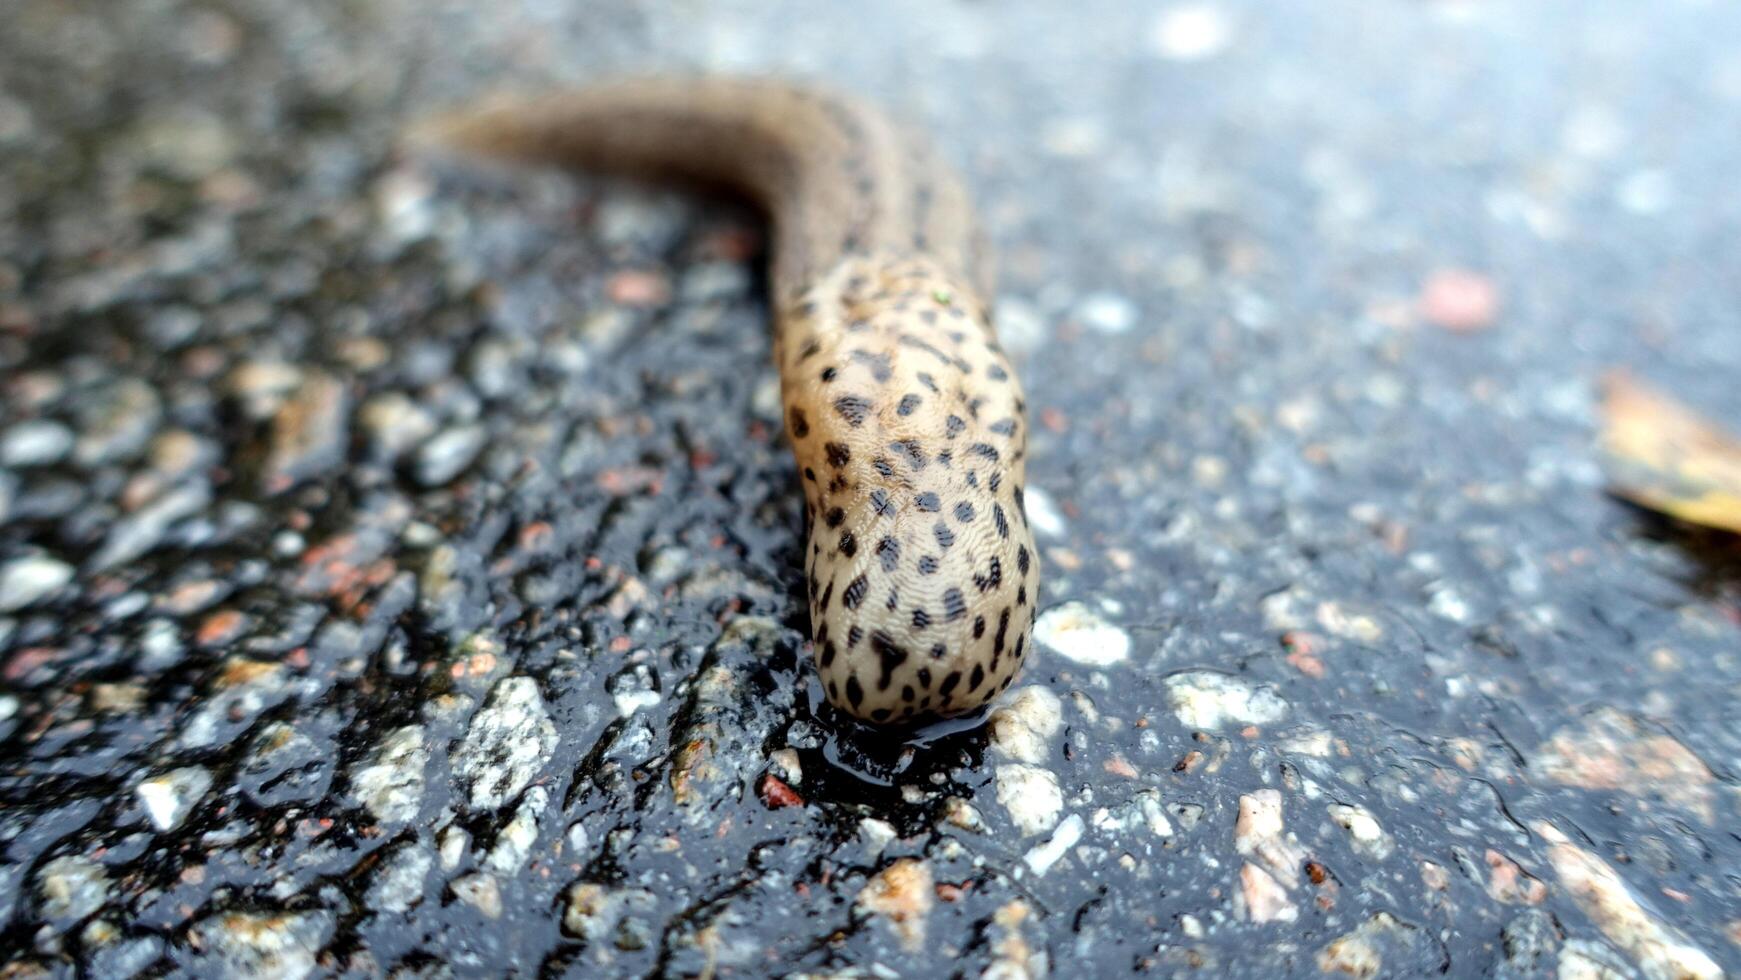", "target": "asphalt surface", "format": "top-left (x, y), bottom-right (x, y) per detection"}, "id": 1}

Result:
top-left (2, 1), bottom-right (1739, 977)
